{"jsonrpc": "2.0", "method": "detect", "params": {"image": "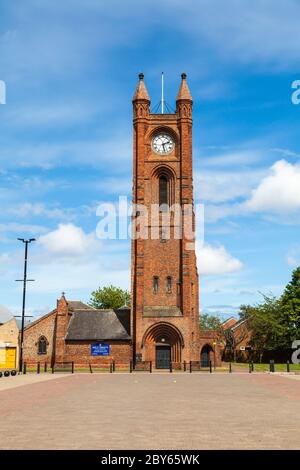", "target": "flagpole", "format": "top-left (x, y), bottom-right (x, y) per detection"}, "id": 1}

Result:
top-left (161, 72), bottom-right (164, 114)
